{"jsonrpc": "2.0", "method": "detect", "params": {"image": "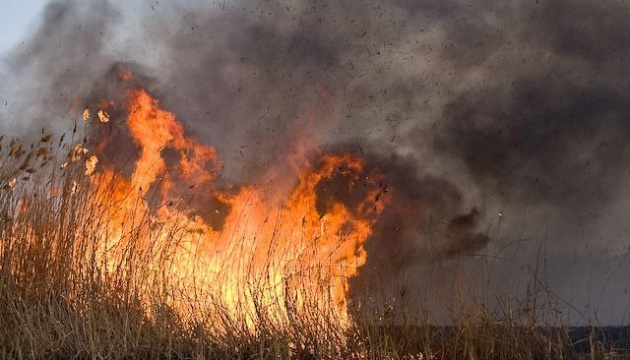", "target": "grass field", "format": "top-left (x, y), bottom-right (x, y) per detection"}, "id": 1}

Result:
top-left (1, 131), bottom-right (629, 359)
